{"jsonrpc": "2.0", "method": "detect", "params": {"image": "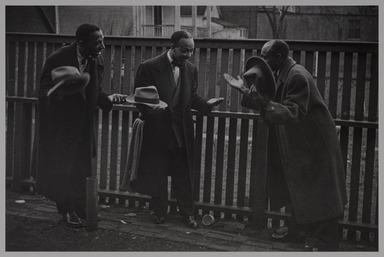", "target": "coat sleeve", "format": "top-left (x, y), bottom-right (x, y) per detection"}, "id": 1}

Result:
top-left (190, 66), bottom-right (212, 115)
top-left (263, 73), bottom-right (310, 124)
